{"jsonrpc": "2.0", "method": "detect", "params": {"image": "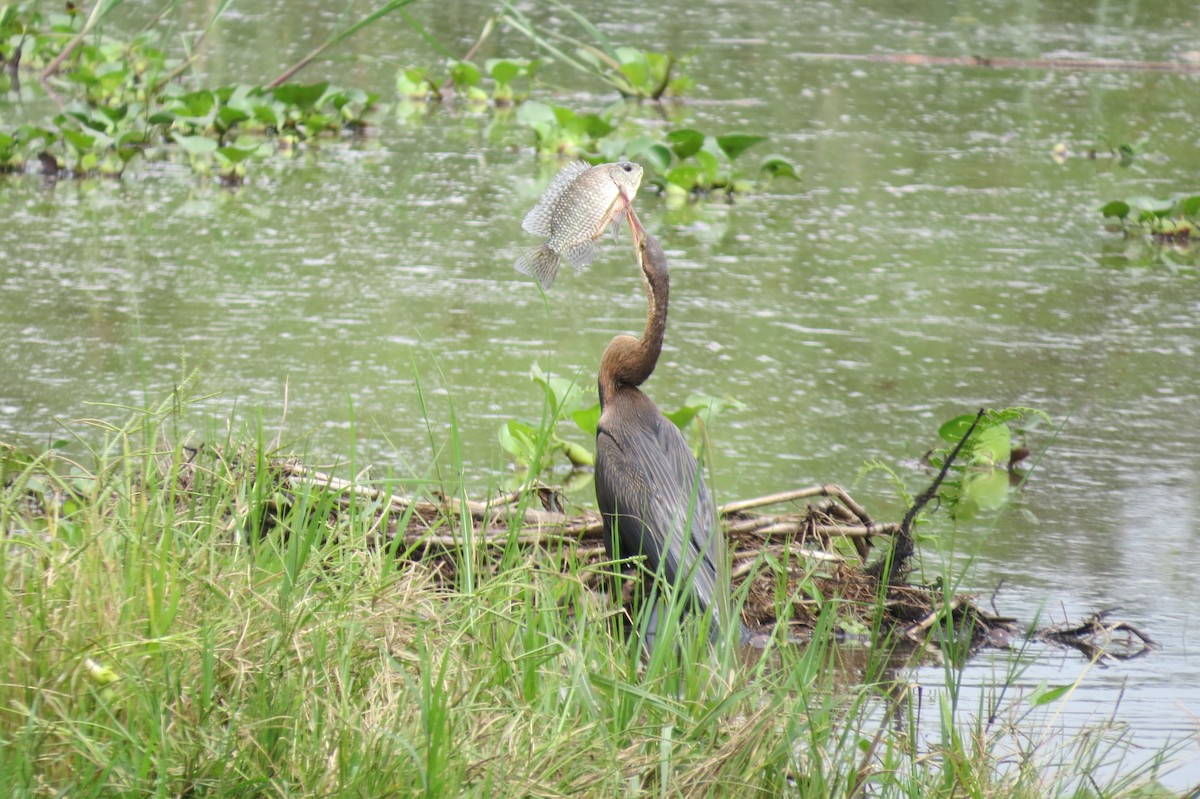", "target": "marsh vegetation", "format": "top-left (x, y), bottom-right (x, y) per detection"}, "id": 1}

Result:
top-left (3, 0), bottom-right (1200, 796)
